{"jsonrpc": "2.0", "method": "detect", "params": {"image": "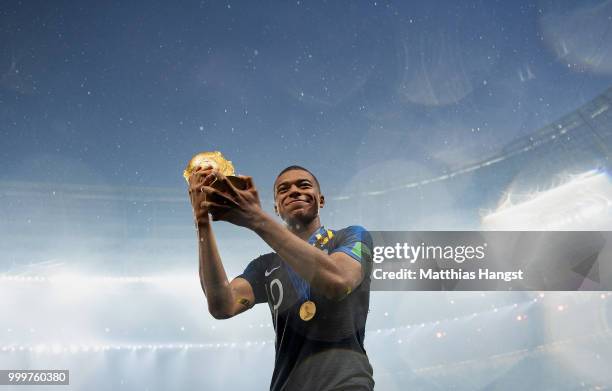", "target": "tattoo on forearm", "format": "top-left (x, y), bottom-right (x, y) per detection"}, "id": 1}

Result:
top-left (341, 285), bottom-right (352, 299)
top-left (237, 297), bottom-right (251, 307)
